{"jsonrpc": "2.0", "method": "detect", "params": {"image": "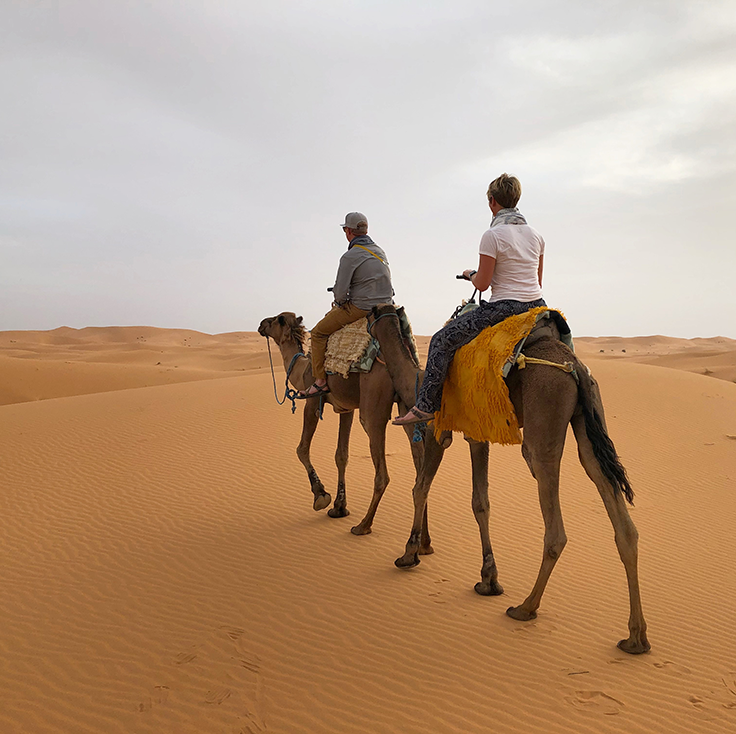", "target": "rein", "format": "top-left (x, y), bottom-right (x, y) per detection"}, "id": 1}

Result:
top-left (266, 336), bottom-right (303, 414)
